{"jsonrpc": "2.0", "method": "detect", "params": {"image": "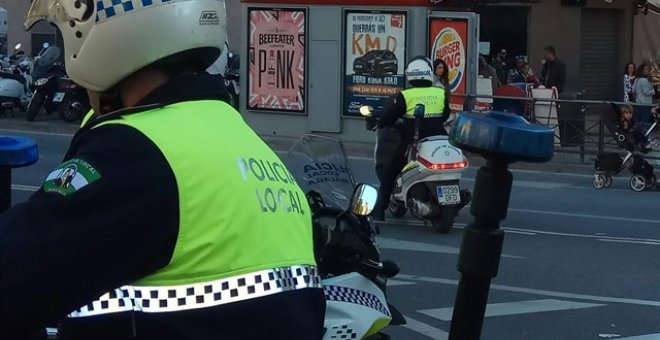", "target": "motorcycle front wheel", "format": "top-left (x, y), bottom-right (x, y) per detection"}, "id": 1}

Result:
top-left (26, 92), bottom-right (45, 121)
top-left (388, 199), bottom-right (407, 217)
top-left (58, 98), bottom-right (83, 123)
top-left (431, 206), bottom-right (454, 234)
